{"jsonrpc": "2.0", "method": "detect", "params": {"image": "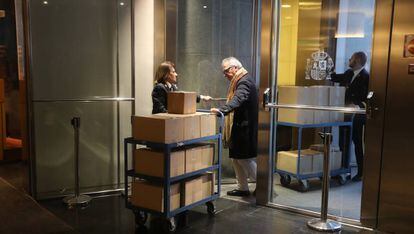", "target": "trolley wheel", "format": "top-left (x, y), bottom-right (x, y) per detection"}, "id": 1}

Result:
top-left (151, 216), bottom-right (176, 233)
top-left (164, 217), bottom-right (177, 232)
top-left (299, 179), bottom-right (310, 192)
top-left (280, 174), bottom-right (291, 187)
top-left (335, 174), bottom-right (347, 185)
top-left (206, 201), bottom-right (216, 215)
top-left (133, 210), bottom-right (148, 227)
